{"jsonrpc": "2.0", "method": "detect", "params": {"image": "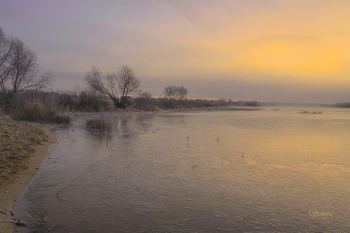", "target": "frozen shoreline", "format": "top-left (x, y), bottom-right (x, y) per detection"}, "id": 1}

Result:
top-left (0, 119), bottom-right (57, 232)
